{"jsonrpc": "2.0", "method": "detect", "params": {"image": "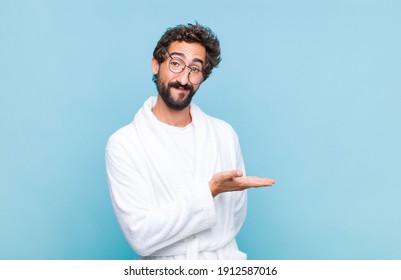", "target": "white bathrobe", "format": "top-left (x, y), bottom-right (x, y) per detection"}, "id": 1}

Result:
top-left (105, 96), bottom-right (247, 259)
